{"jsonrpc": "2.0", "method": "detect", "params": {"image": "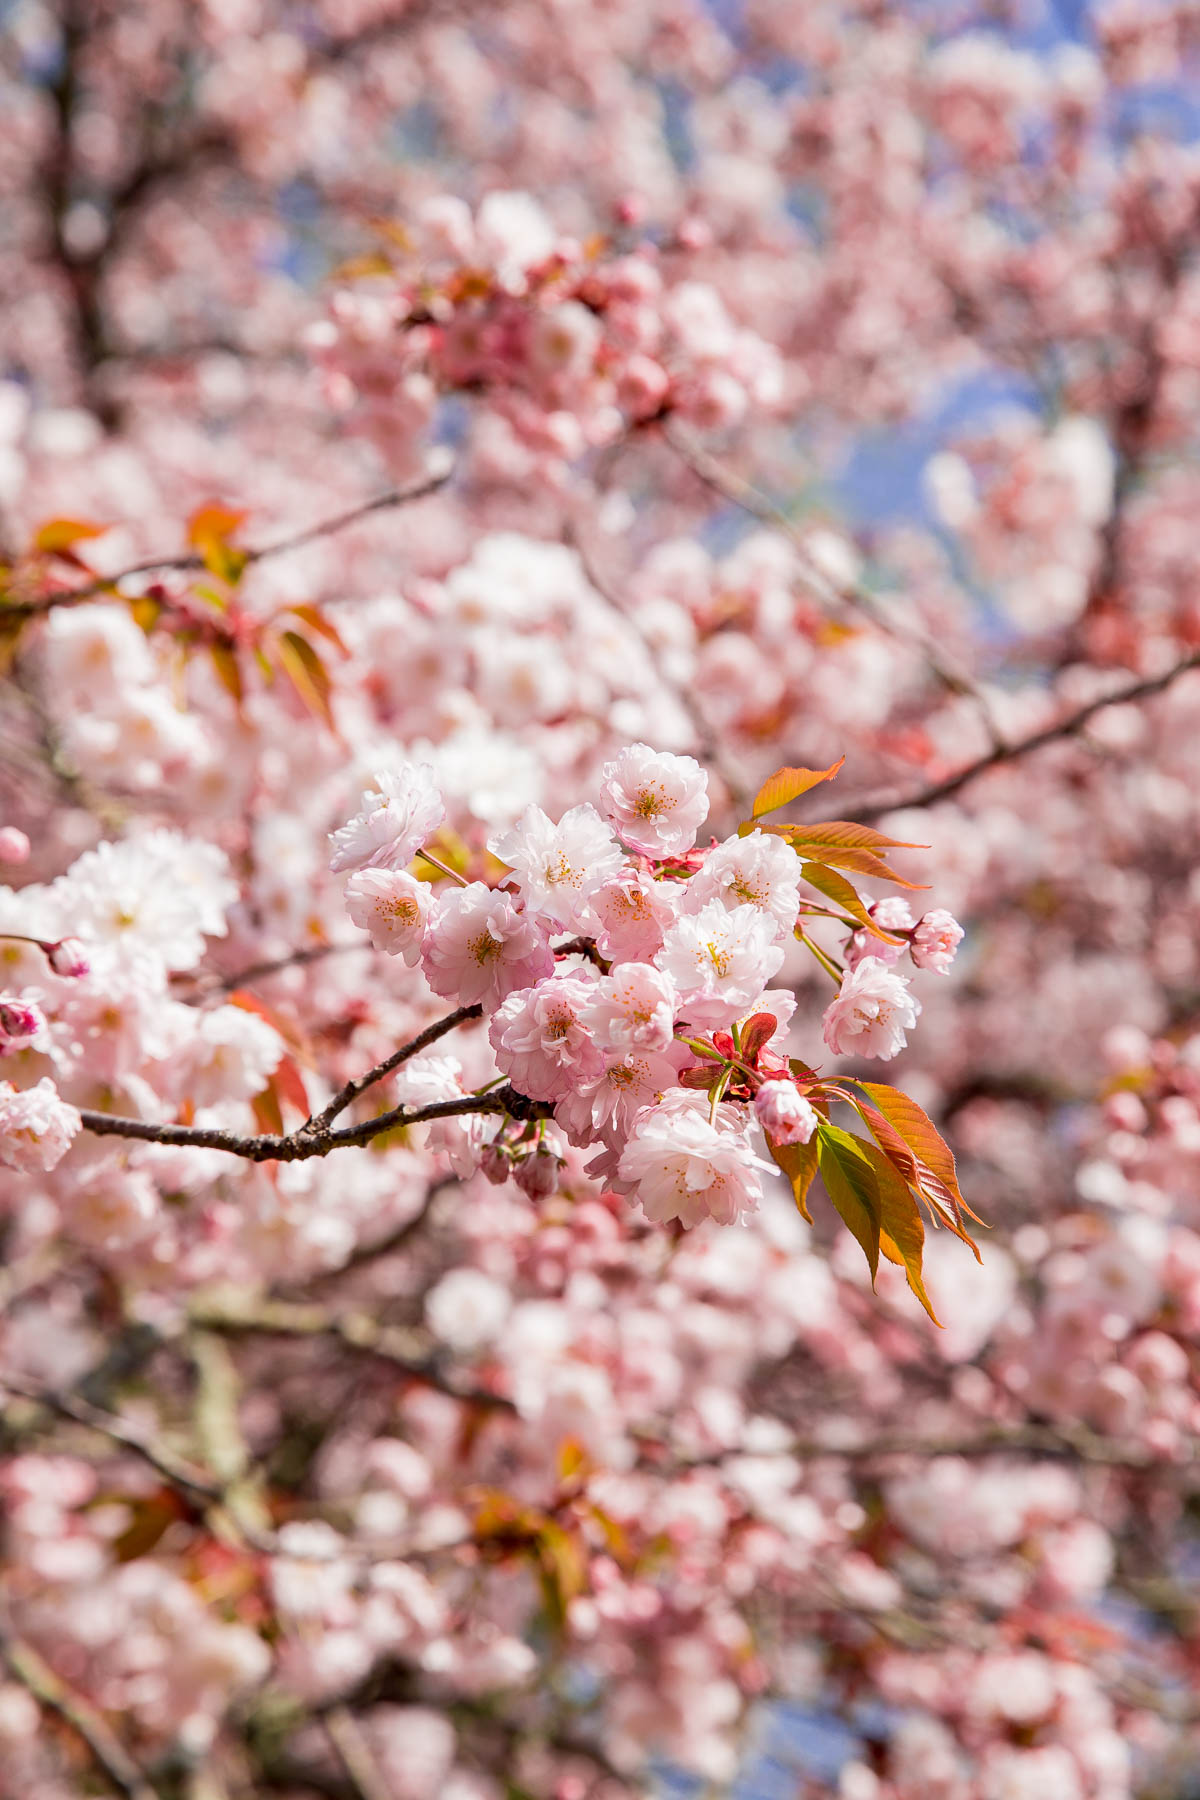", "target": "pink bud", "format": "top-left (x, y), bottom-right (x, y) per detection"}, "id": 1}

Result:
top-left (754, 1080), bottom-right (818, 1146)
top-left (45, 938), bottom-right (90, 979)
top-left (0, 828), bottom-right (30, 865)
top-left (513, 1147), bottom-right (561, 1199)
top-left (0, 998), bottom-right (42, 1040)
top-left (910, 909), bottom-right (964, 974)
top-left (479, 1141), bottom-right (511, 1186)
